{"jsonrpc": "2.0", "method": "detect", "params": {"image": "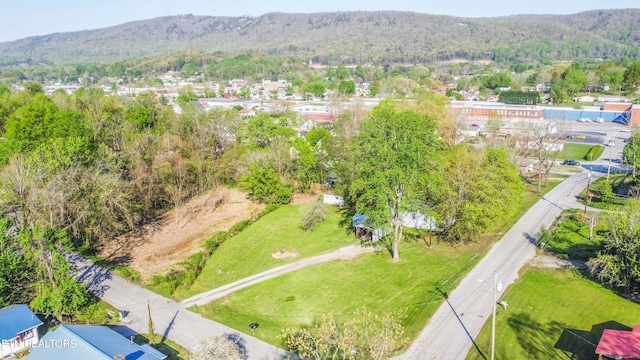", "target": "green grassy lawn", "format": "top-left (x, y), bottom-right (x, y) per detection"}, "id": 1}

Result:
top-left (192, 240), bottom-right (487, 348)
top-left (579, 174), bottom-right (630, 211)
top-left (467, 268), bottom-right (640, 360)
top-left (175, 204), bottom-right (355, 299)
top-left (187, 181), bottom-right (564, 347)
top-left (544, 210), bottom-right (604, 261)
top-left (555, 143), bottom-right (604, 161)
